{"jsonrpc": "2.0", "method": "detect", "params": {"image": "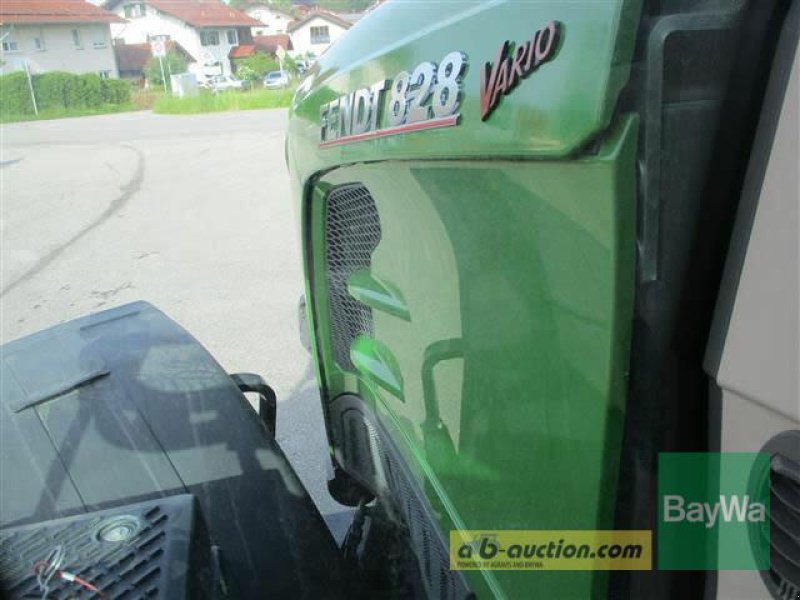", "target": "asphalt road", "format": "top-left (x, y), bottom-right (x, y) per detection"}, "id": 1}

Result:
top-left (0, 109), bottom-right (348, 526)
